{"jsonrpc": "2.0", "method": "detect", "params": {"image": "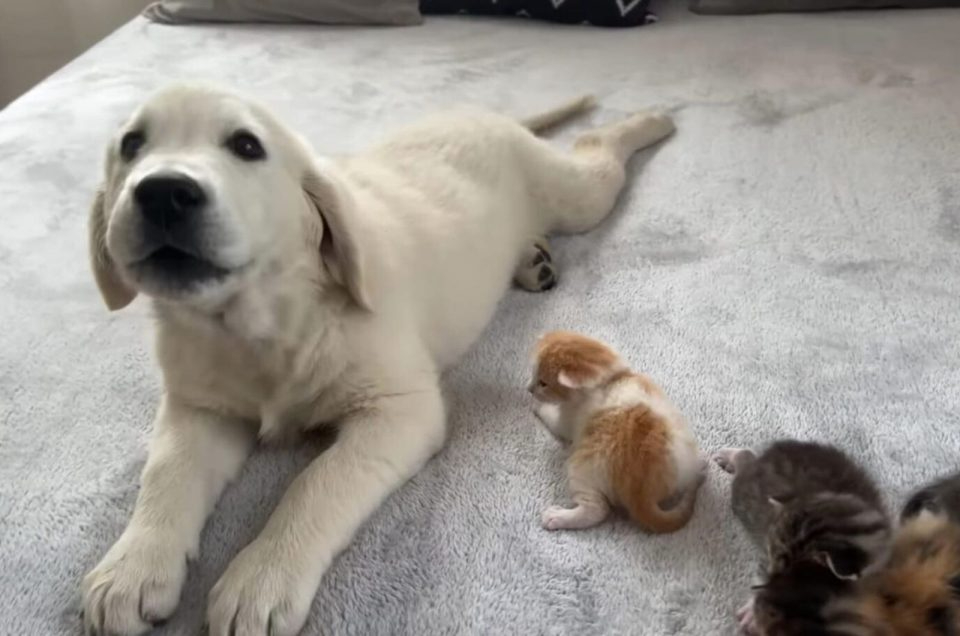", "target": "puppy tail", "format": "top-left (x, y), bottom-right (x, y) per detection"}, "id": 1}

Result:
top-left (522, 95), bottom-right (597, 134)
